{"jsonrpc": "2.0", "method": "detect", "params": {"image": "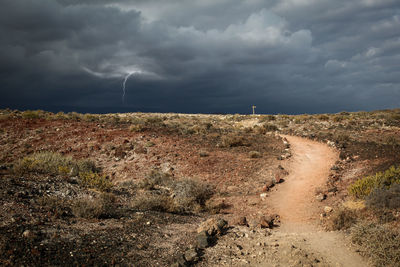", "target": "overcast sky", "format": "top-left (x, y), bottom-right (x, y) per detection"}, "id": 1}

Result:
top-left (1, 0), bottom-right (399, 114)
